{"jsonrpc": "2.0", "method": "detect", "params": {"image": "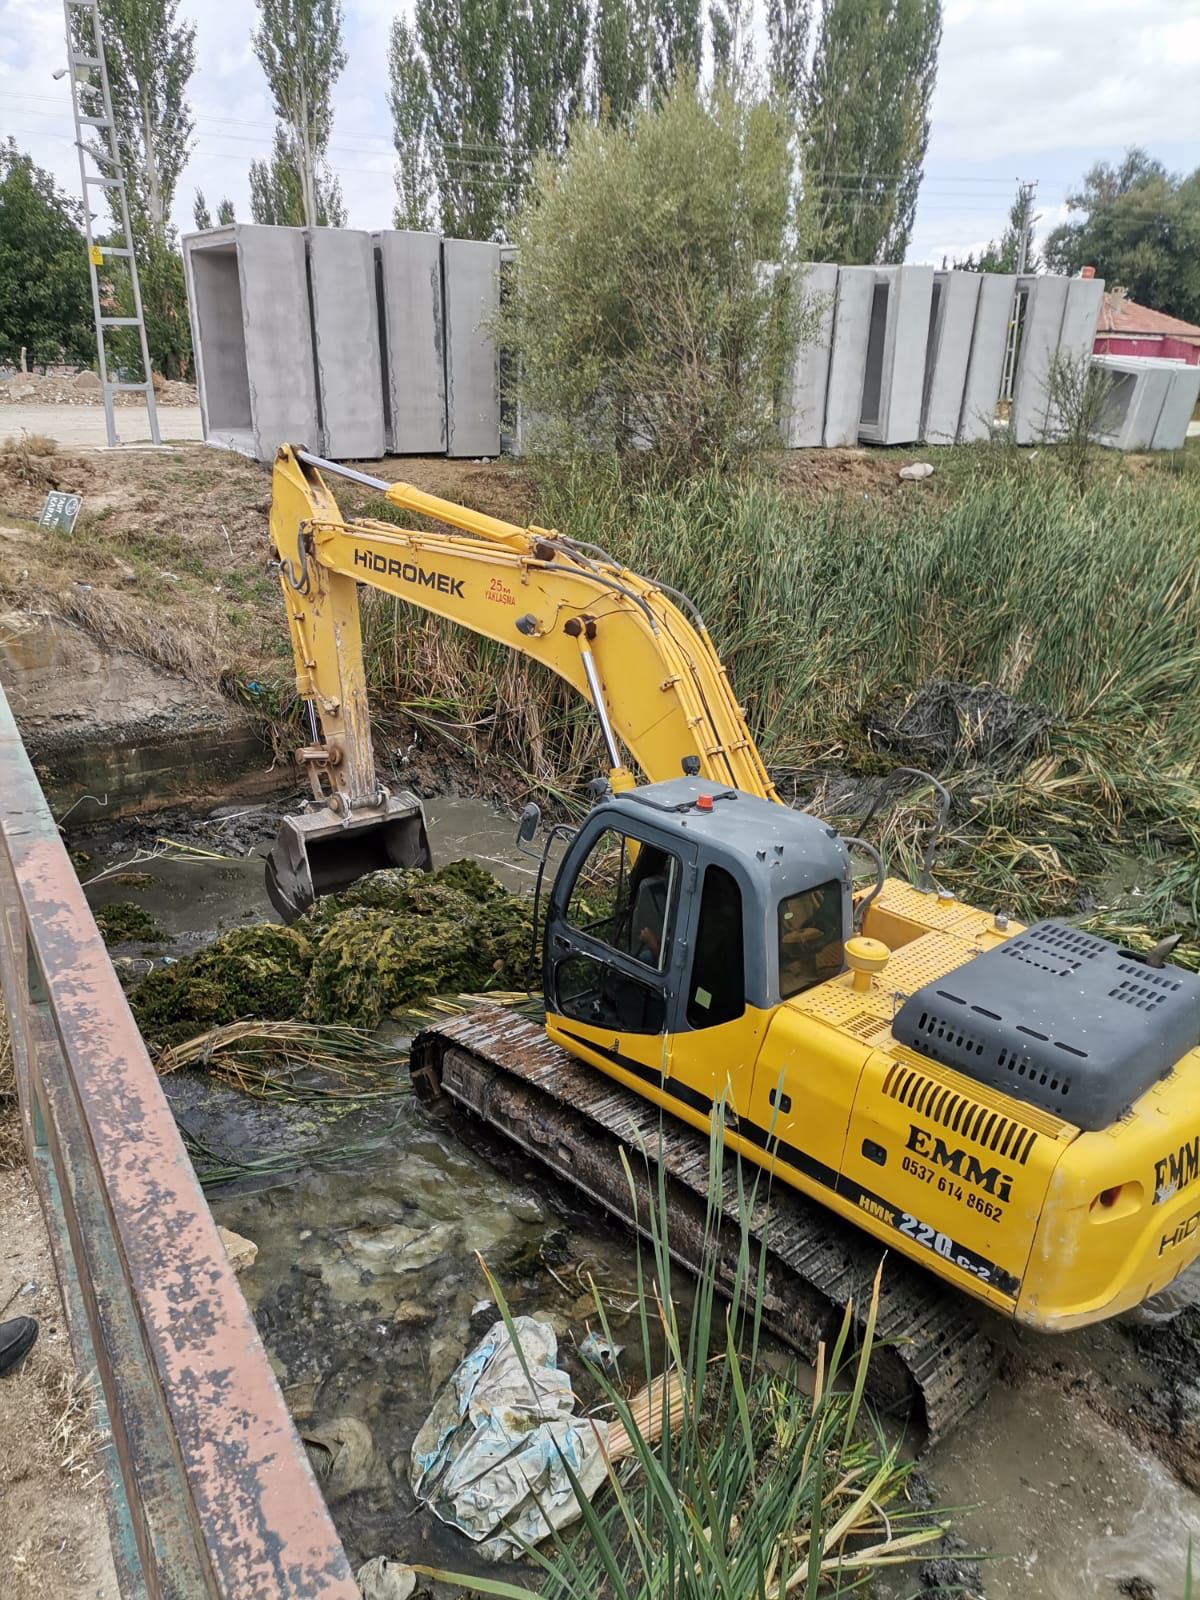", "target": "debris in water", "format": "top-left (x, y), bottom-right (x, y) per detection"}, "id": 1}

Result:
top-left (410, 1315), bottom-right (609, 1560)
top-left (302, 1415), bottom-right (390, 1501)
top-left (217, 1225), bottom-right (258, 1274)
top-left (579, 1329), bottom-right (623, 1371)
top-left (355, 1556), bottom-right (416, 1600)
top-left (94, 899), bottom-right (163, 946)
top-left (866, 678), bottom-right (1055, 773)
